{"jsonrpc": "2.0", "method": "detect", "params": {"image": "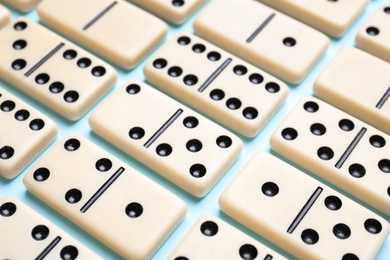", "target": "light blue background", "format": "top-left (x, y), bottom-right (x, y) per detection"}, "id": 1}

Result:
top-left (0, 0), bottom-right (389, 259)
